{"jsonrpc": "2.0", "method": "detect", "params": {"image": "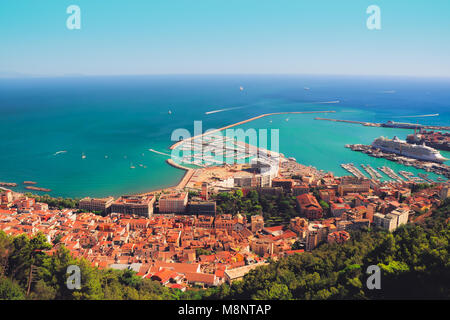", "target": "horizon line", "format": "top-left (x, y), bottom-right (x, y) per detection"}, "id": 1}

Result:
top-left (1, 72), bottom-right (450, 80)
